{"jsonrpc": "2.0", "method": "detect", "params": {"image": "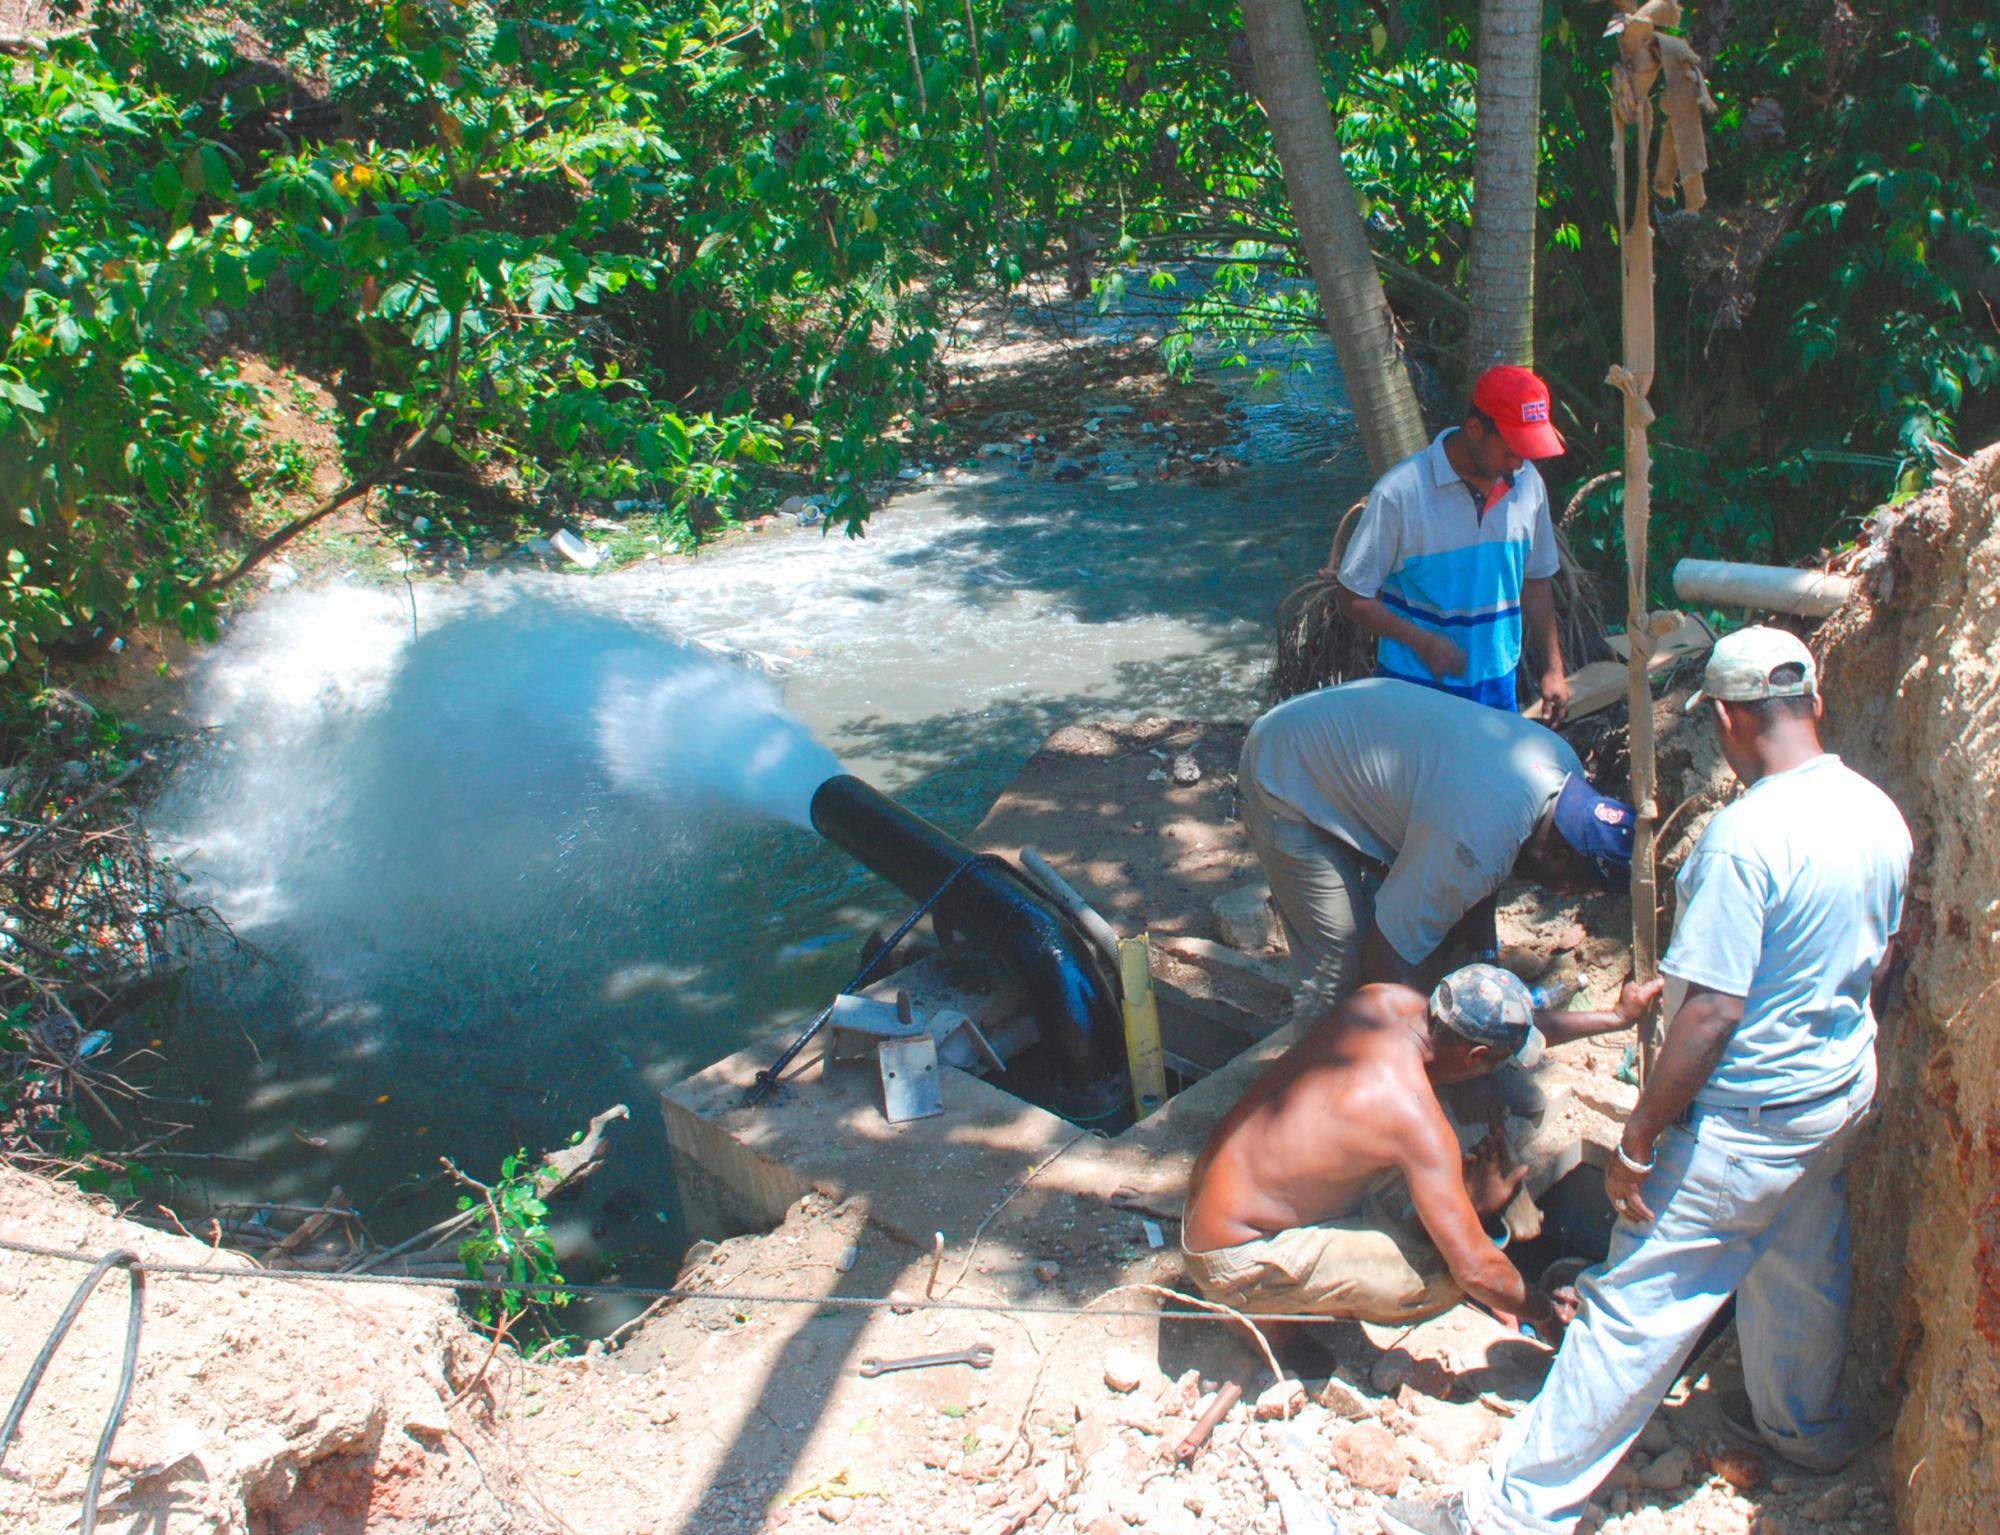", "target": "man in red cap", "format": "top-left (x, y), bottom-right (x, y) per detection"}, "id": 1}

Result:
top-left (1333, 366), bottom-right (1572, 723)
